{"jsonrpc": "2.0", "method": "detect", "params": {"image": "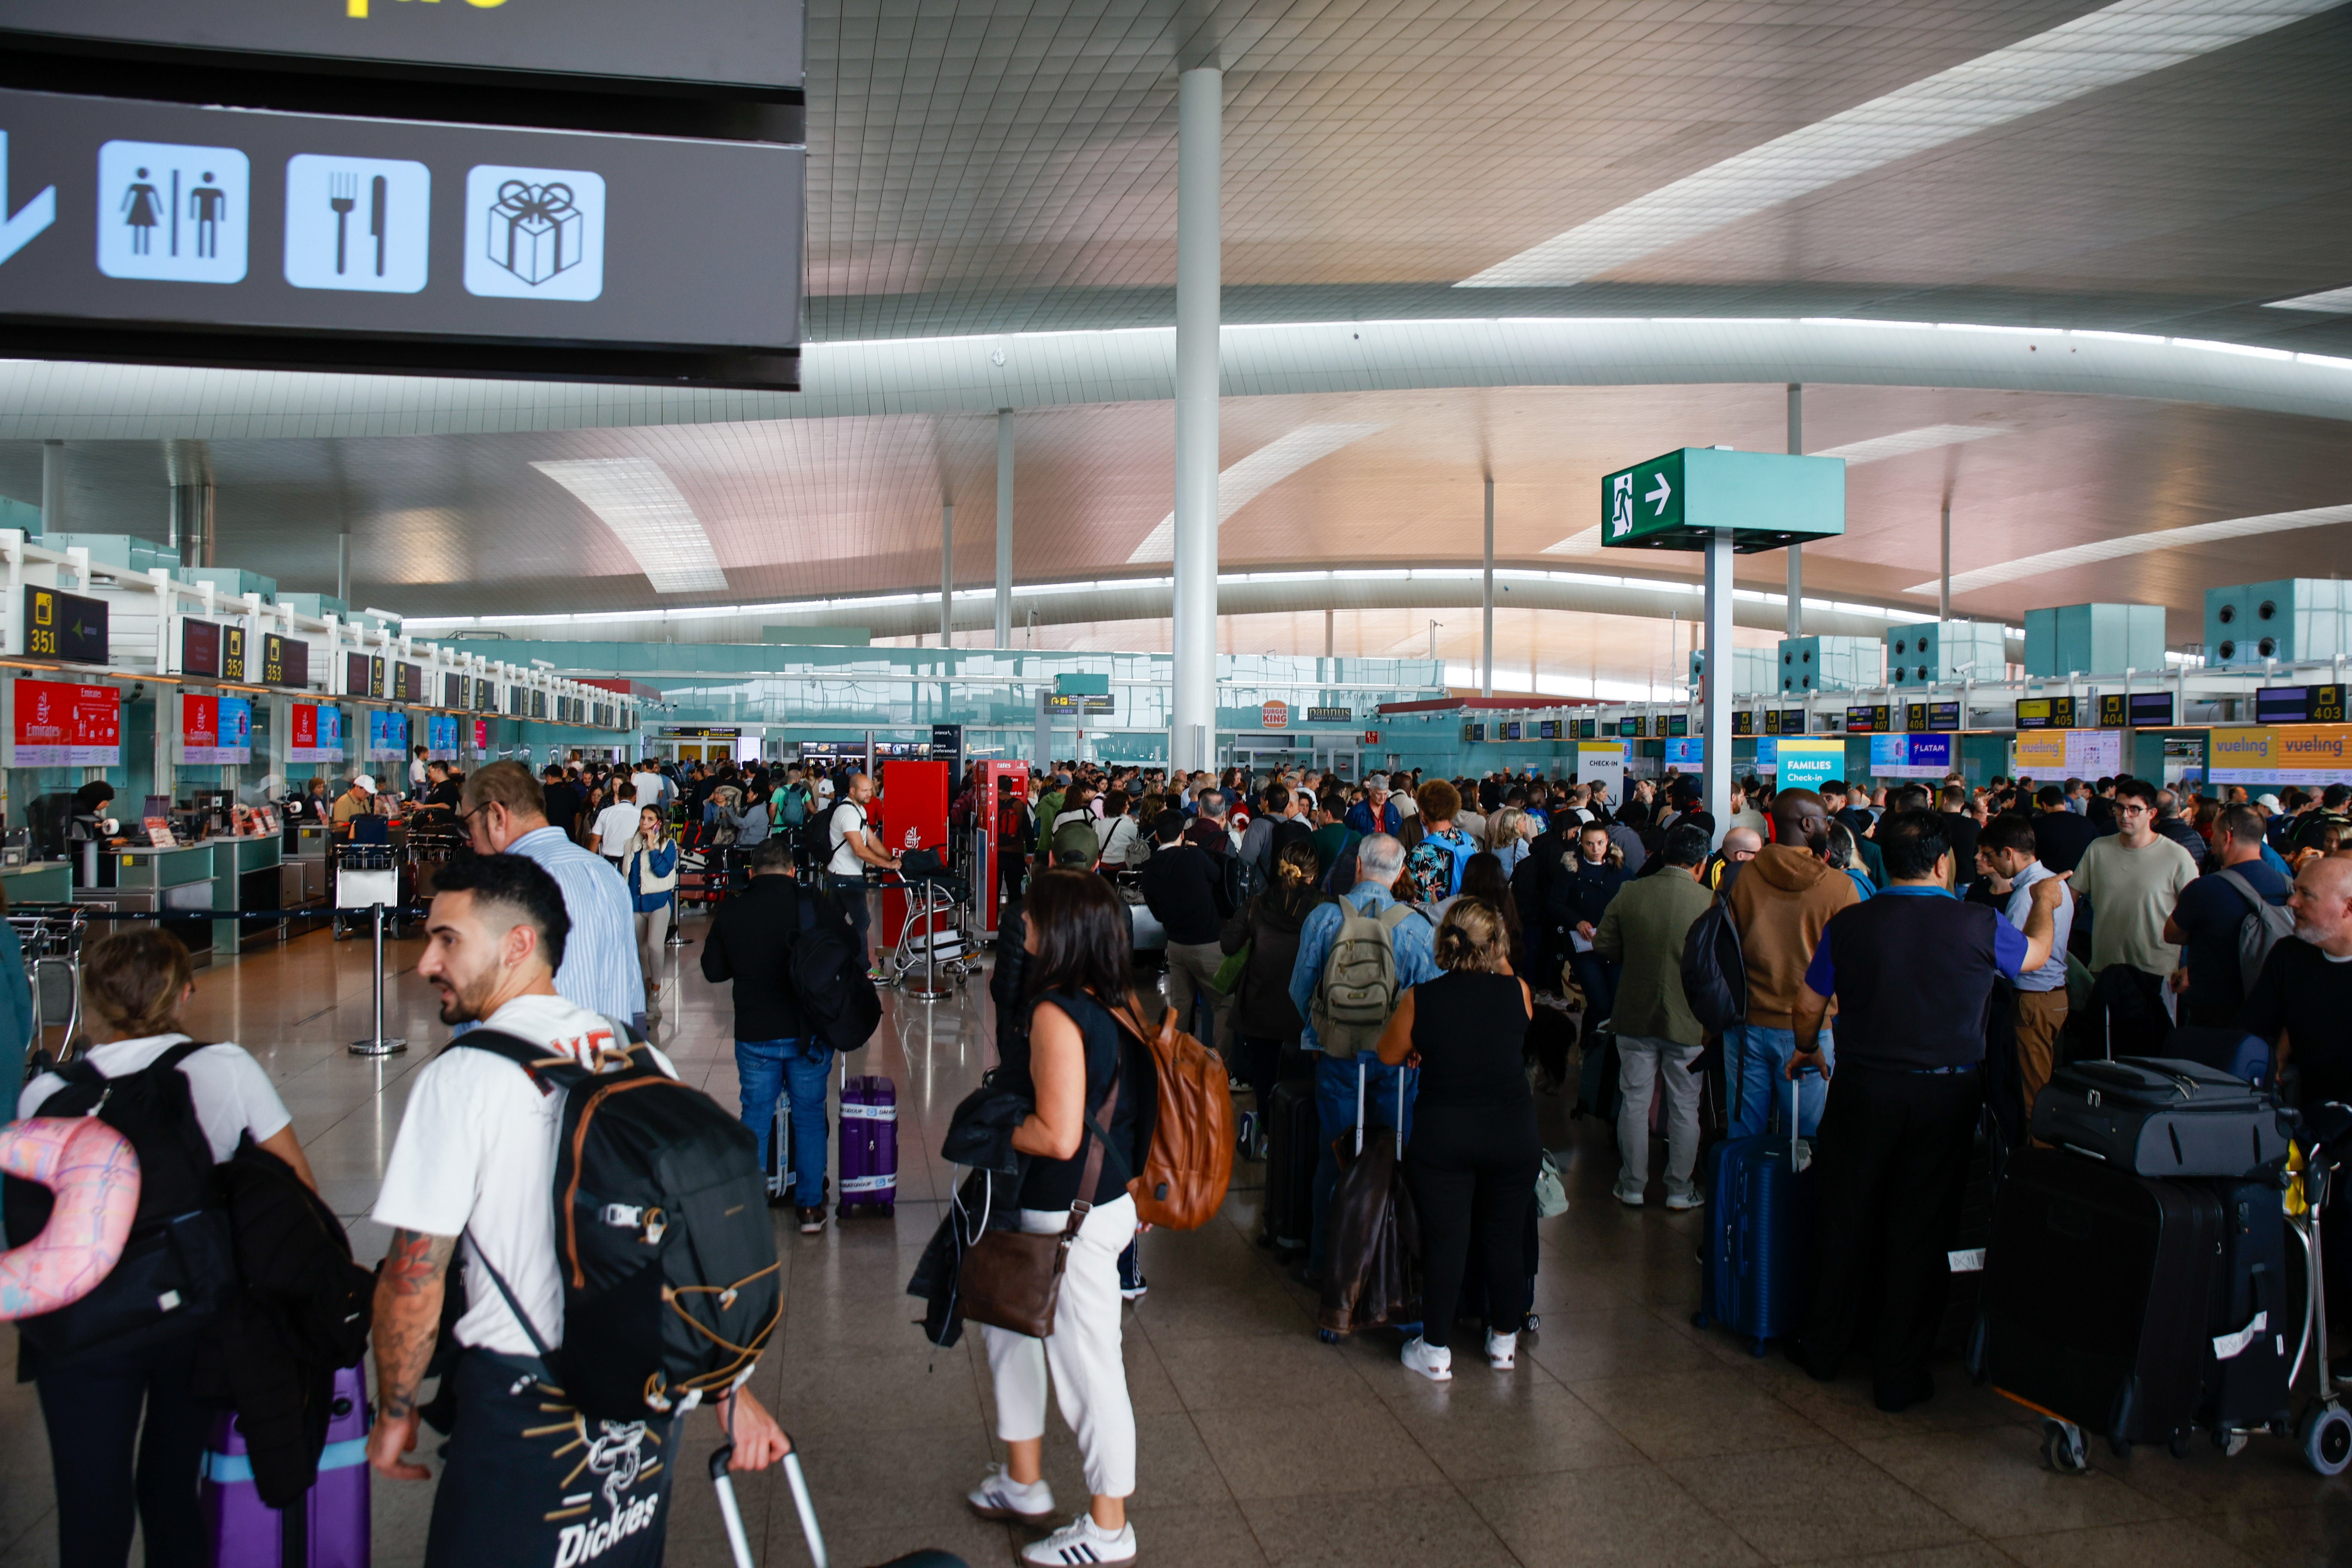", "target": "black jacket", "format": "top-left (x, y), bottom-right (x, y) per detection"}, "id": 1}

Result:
top-left (2032, 810), bottom-right (2101, 876)
top-left (1220, 883), bottom-right (1326, 1040)
top-left (1139, 842), bottom-right (1225, 944)
top-left (699, 874), bottom-right (827, 1041)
